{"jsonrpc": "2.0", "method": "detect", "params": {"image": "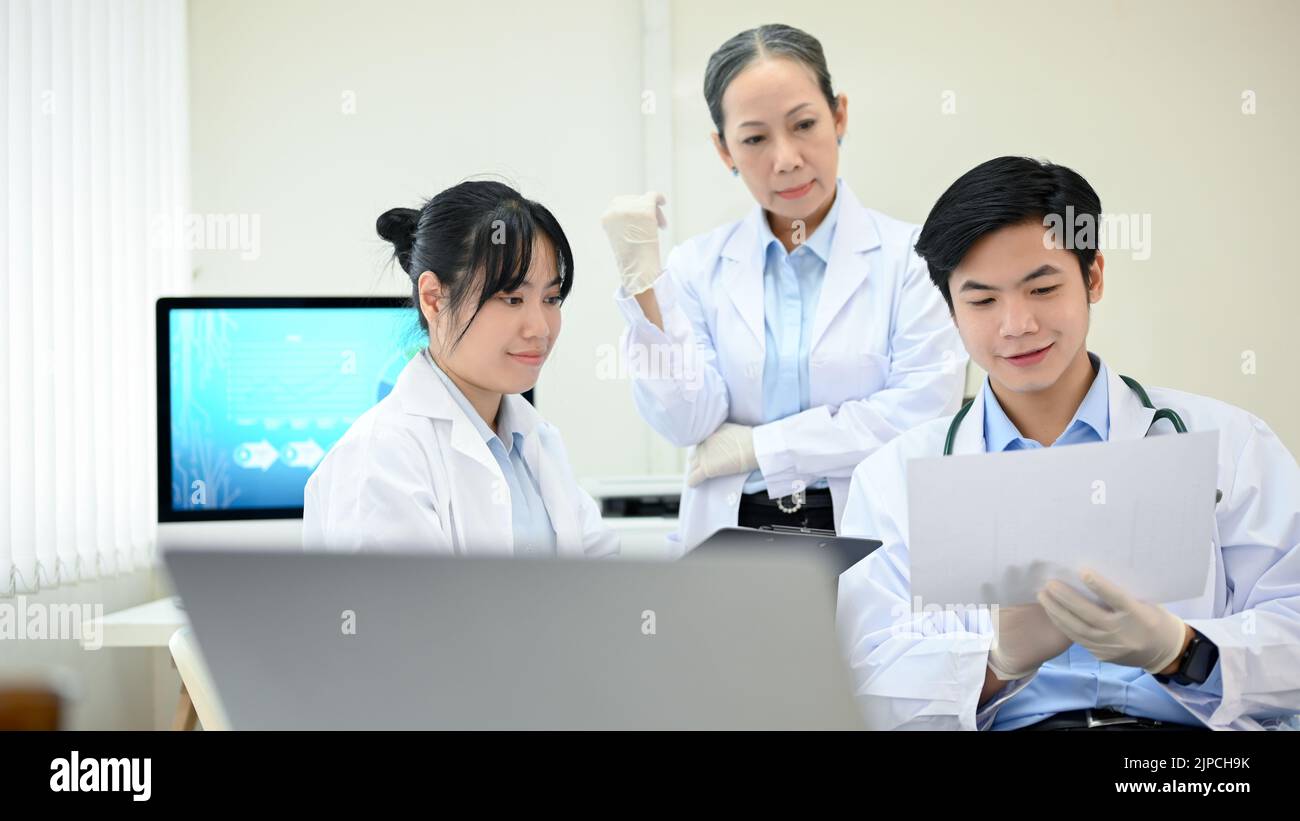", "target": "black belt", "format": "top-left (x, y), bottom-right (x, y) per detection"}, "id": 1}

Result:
top-left (739, 486), bottom-right (833, 510)
top-left (1019, 707), bottom-right (1208, 731)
